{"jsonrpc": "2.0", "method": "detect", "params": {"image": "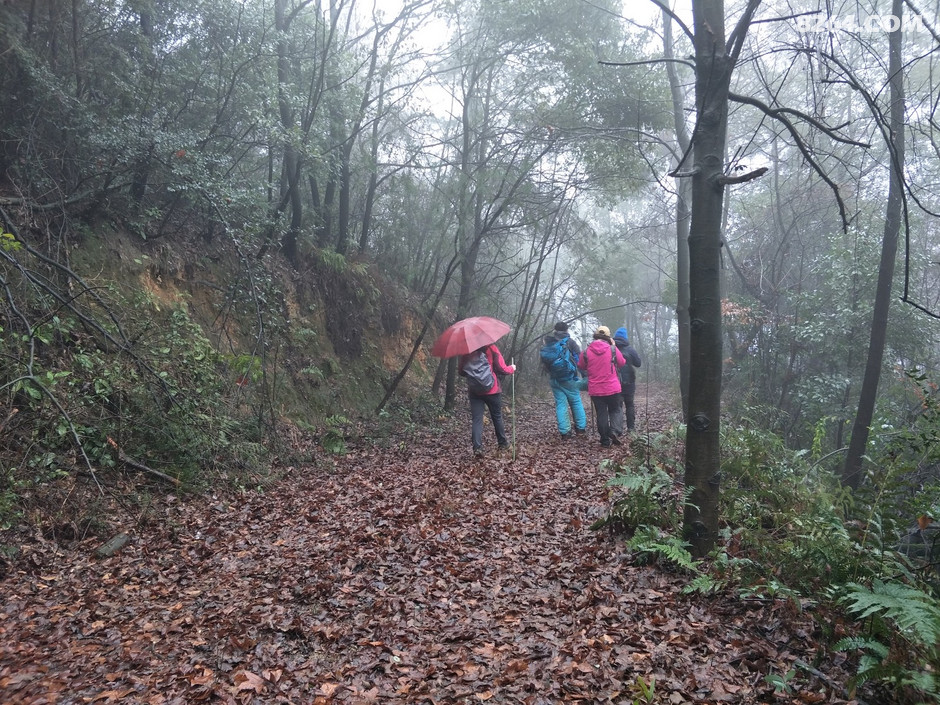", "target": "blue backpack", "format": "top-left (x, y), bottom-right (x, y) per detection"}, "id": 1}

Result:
top-left (539, 337), bottom-right (578, 381)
